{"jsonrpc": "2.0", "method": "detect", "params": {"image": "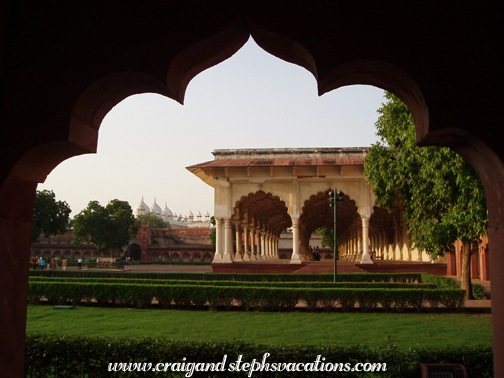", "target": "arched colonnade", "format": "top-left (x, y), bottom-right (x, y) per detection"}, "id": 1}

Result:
top-left (188, 148), bottom-right (406, 264)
